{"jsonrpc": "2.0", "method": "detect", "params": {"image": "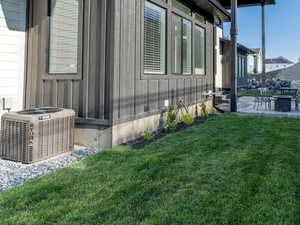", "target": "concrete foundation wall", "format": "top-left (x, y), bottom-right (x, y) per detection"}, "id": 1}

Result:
top-left (75, 100), bottom-right (213, 149)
